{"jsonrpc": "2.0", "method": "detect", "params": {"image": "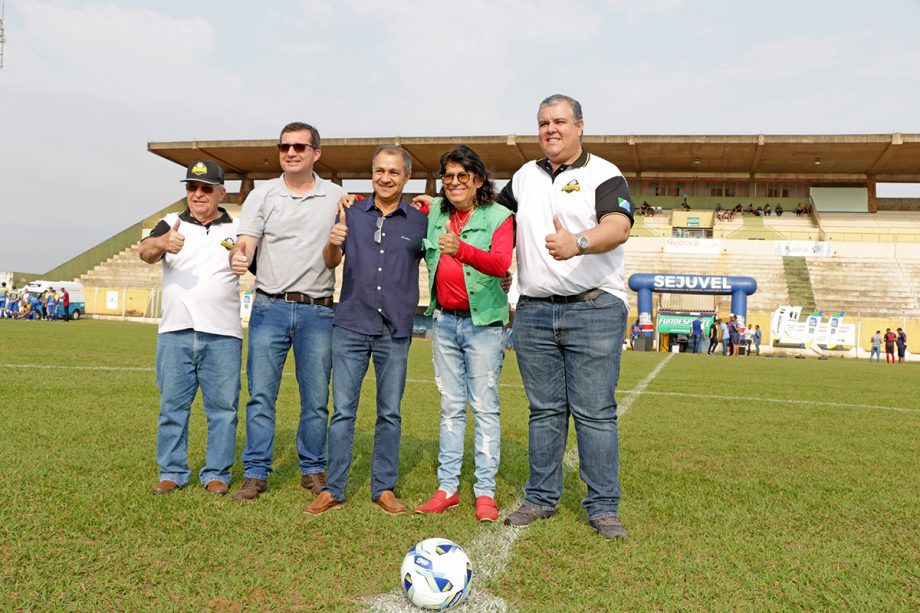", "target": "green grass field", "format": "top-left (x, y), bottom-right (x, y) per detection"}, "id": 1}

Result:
top-left (1, 320), bottom-right (918, 611)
